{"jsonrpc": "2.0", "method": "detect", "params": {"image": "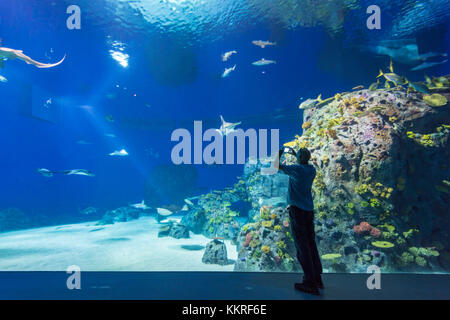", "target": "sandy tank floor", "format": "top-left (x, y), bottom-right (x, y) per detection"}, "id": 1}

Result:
top-left (0, 216), bottom-right (238, 271)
